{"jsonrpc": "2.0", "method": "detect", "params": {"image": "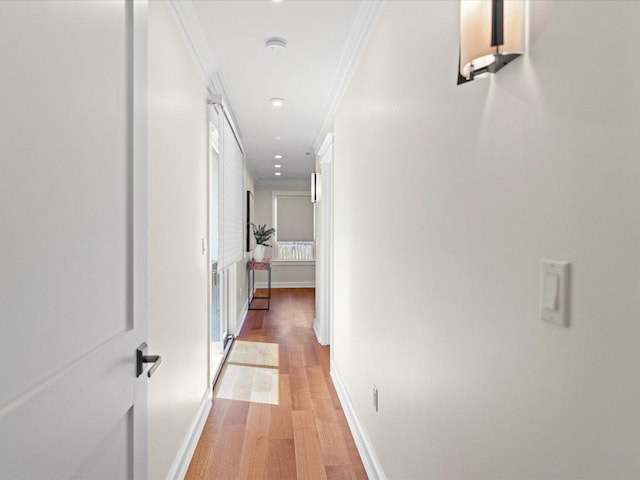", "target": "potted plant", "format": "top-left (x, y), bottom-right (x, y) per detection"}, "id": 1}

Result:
top-left (251, 223), bottom-right (275, 262)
